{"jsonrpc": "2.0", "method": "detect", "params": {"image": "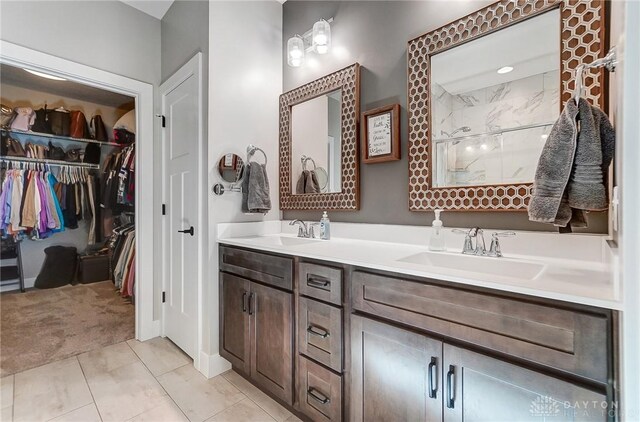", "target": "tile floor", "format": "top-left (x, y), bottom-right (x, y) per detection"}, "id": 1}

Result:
top-left (0, 338), bottom-right (302, 422)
